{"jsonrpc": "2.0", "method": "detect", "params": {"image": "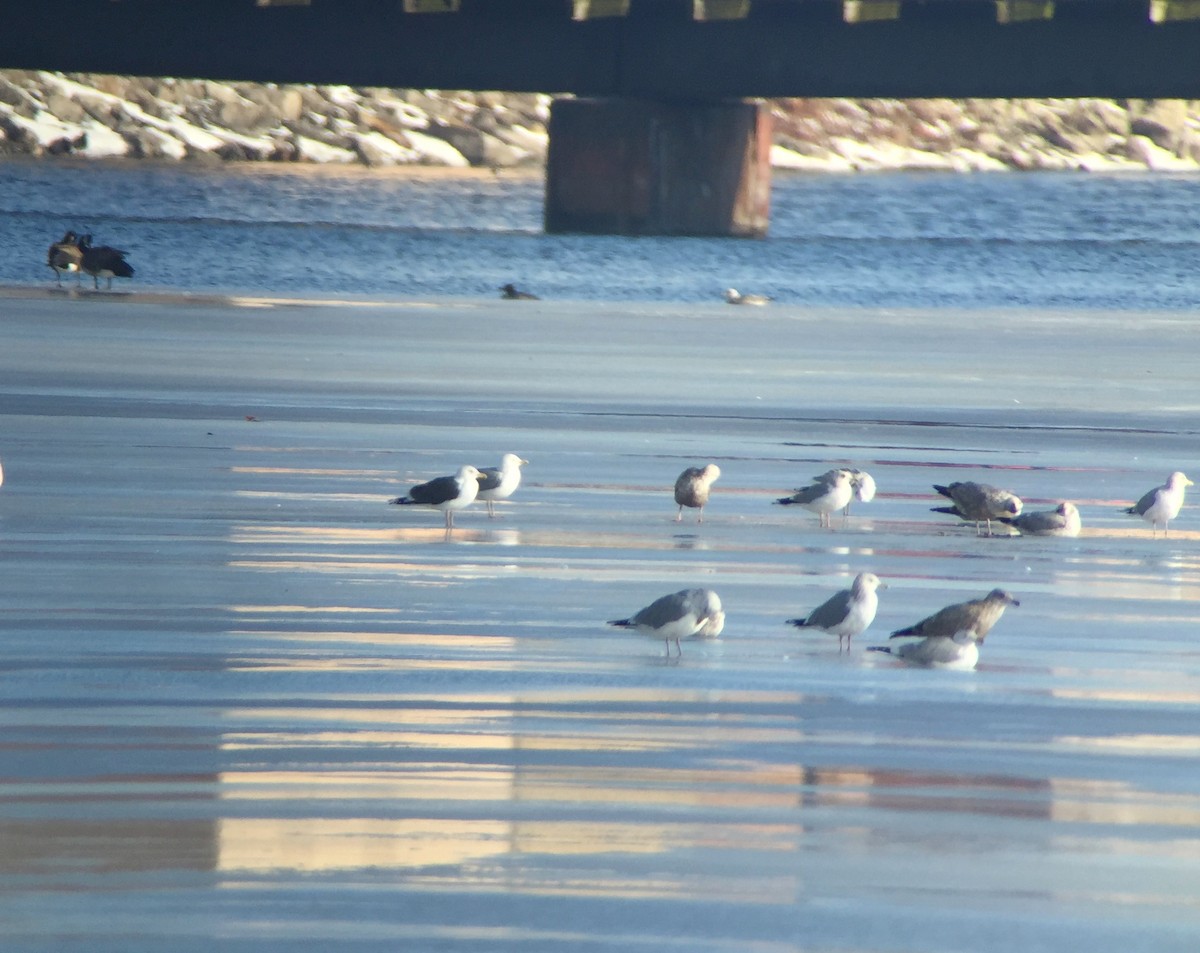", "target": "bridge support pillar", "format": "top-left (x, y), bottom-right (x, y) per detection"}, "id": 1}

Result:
top-left (544, 97), bottom-right (772, 237)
